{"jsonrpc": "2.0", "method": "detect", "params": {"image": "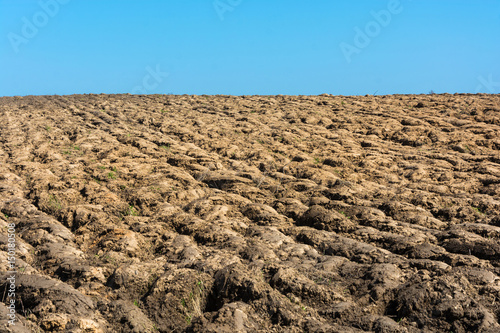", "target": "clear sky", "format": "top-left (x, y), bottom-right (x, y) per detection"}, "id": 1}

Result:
top-left (1, 0), bottom-right (499, 96)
